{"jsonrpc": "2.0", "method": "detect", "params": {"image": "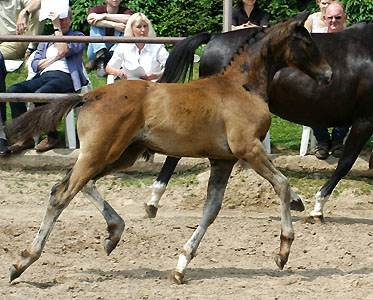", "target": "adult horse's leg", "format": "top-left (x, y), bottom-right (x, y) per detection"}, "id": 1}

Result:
top-left (308, 120), bottom-right (373, 222)
top-left (170, 159), bottom-right (236, 284)
top-left (82, 180), bottom-right (125, 255)
top-left (145, 156), bottom-right (181, 218)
